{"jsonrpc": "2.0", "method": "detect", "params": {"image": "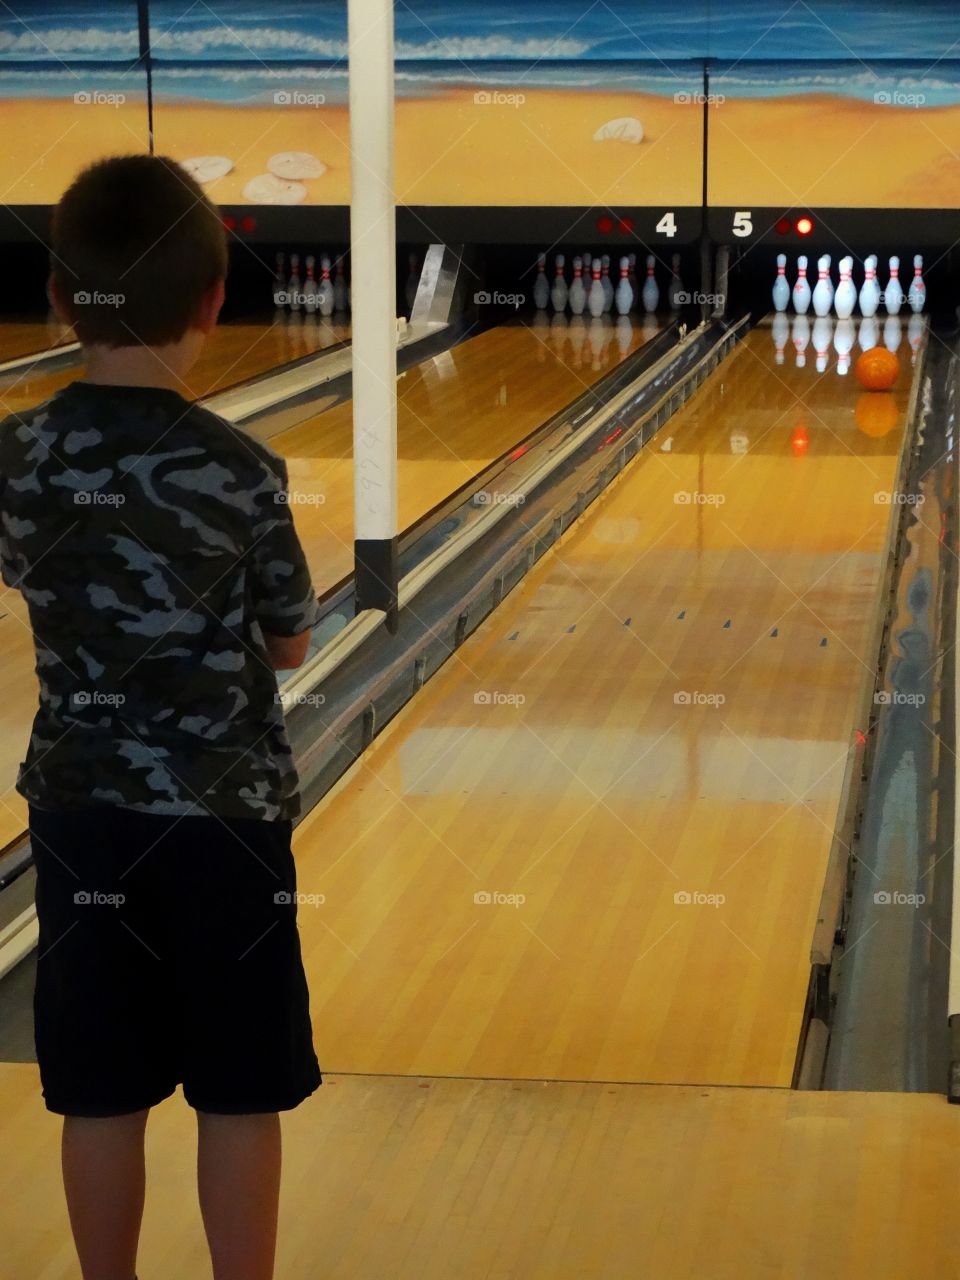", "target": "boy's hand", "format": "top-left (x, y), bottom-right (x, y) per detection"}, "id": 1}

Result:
top-left (264, 630), bottom-right (312, 672)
